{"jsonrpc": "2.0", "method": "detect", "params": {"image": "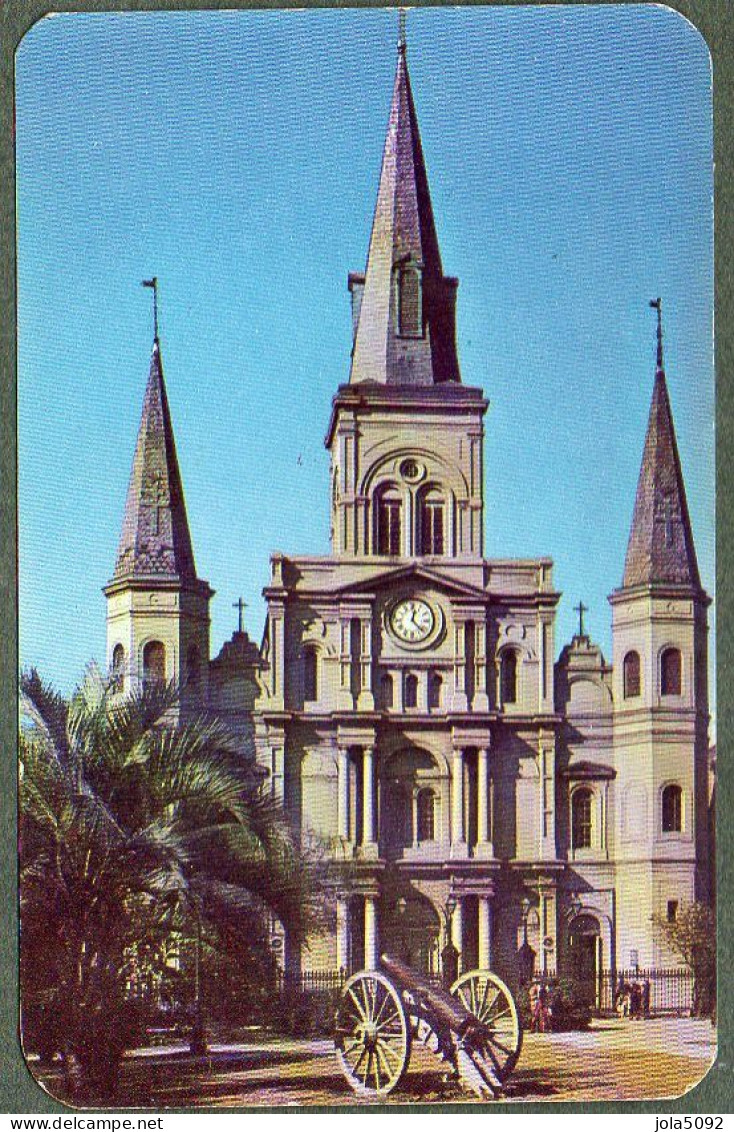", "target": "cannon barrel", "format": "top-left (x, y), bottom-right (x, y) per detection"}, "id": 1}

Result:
top-left (380, 953), bottom-right (477, 1035)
